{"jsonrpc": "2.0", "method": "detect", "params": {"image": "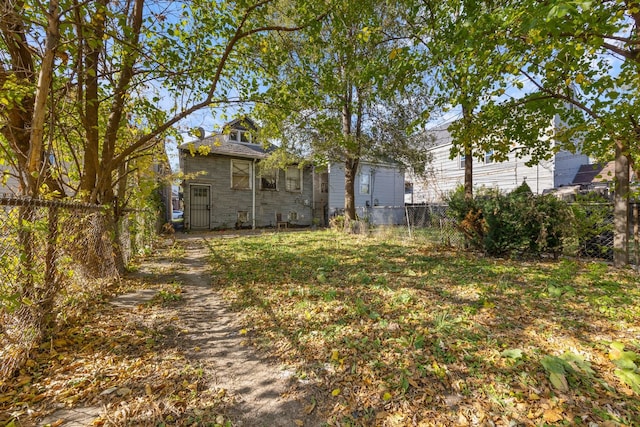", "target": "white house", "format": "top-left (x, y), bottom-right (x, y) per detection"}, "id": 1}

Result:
top-left (406, 122), bottom-right (589, 203)
top-left (328, 160), bottom-right (406, 225)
